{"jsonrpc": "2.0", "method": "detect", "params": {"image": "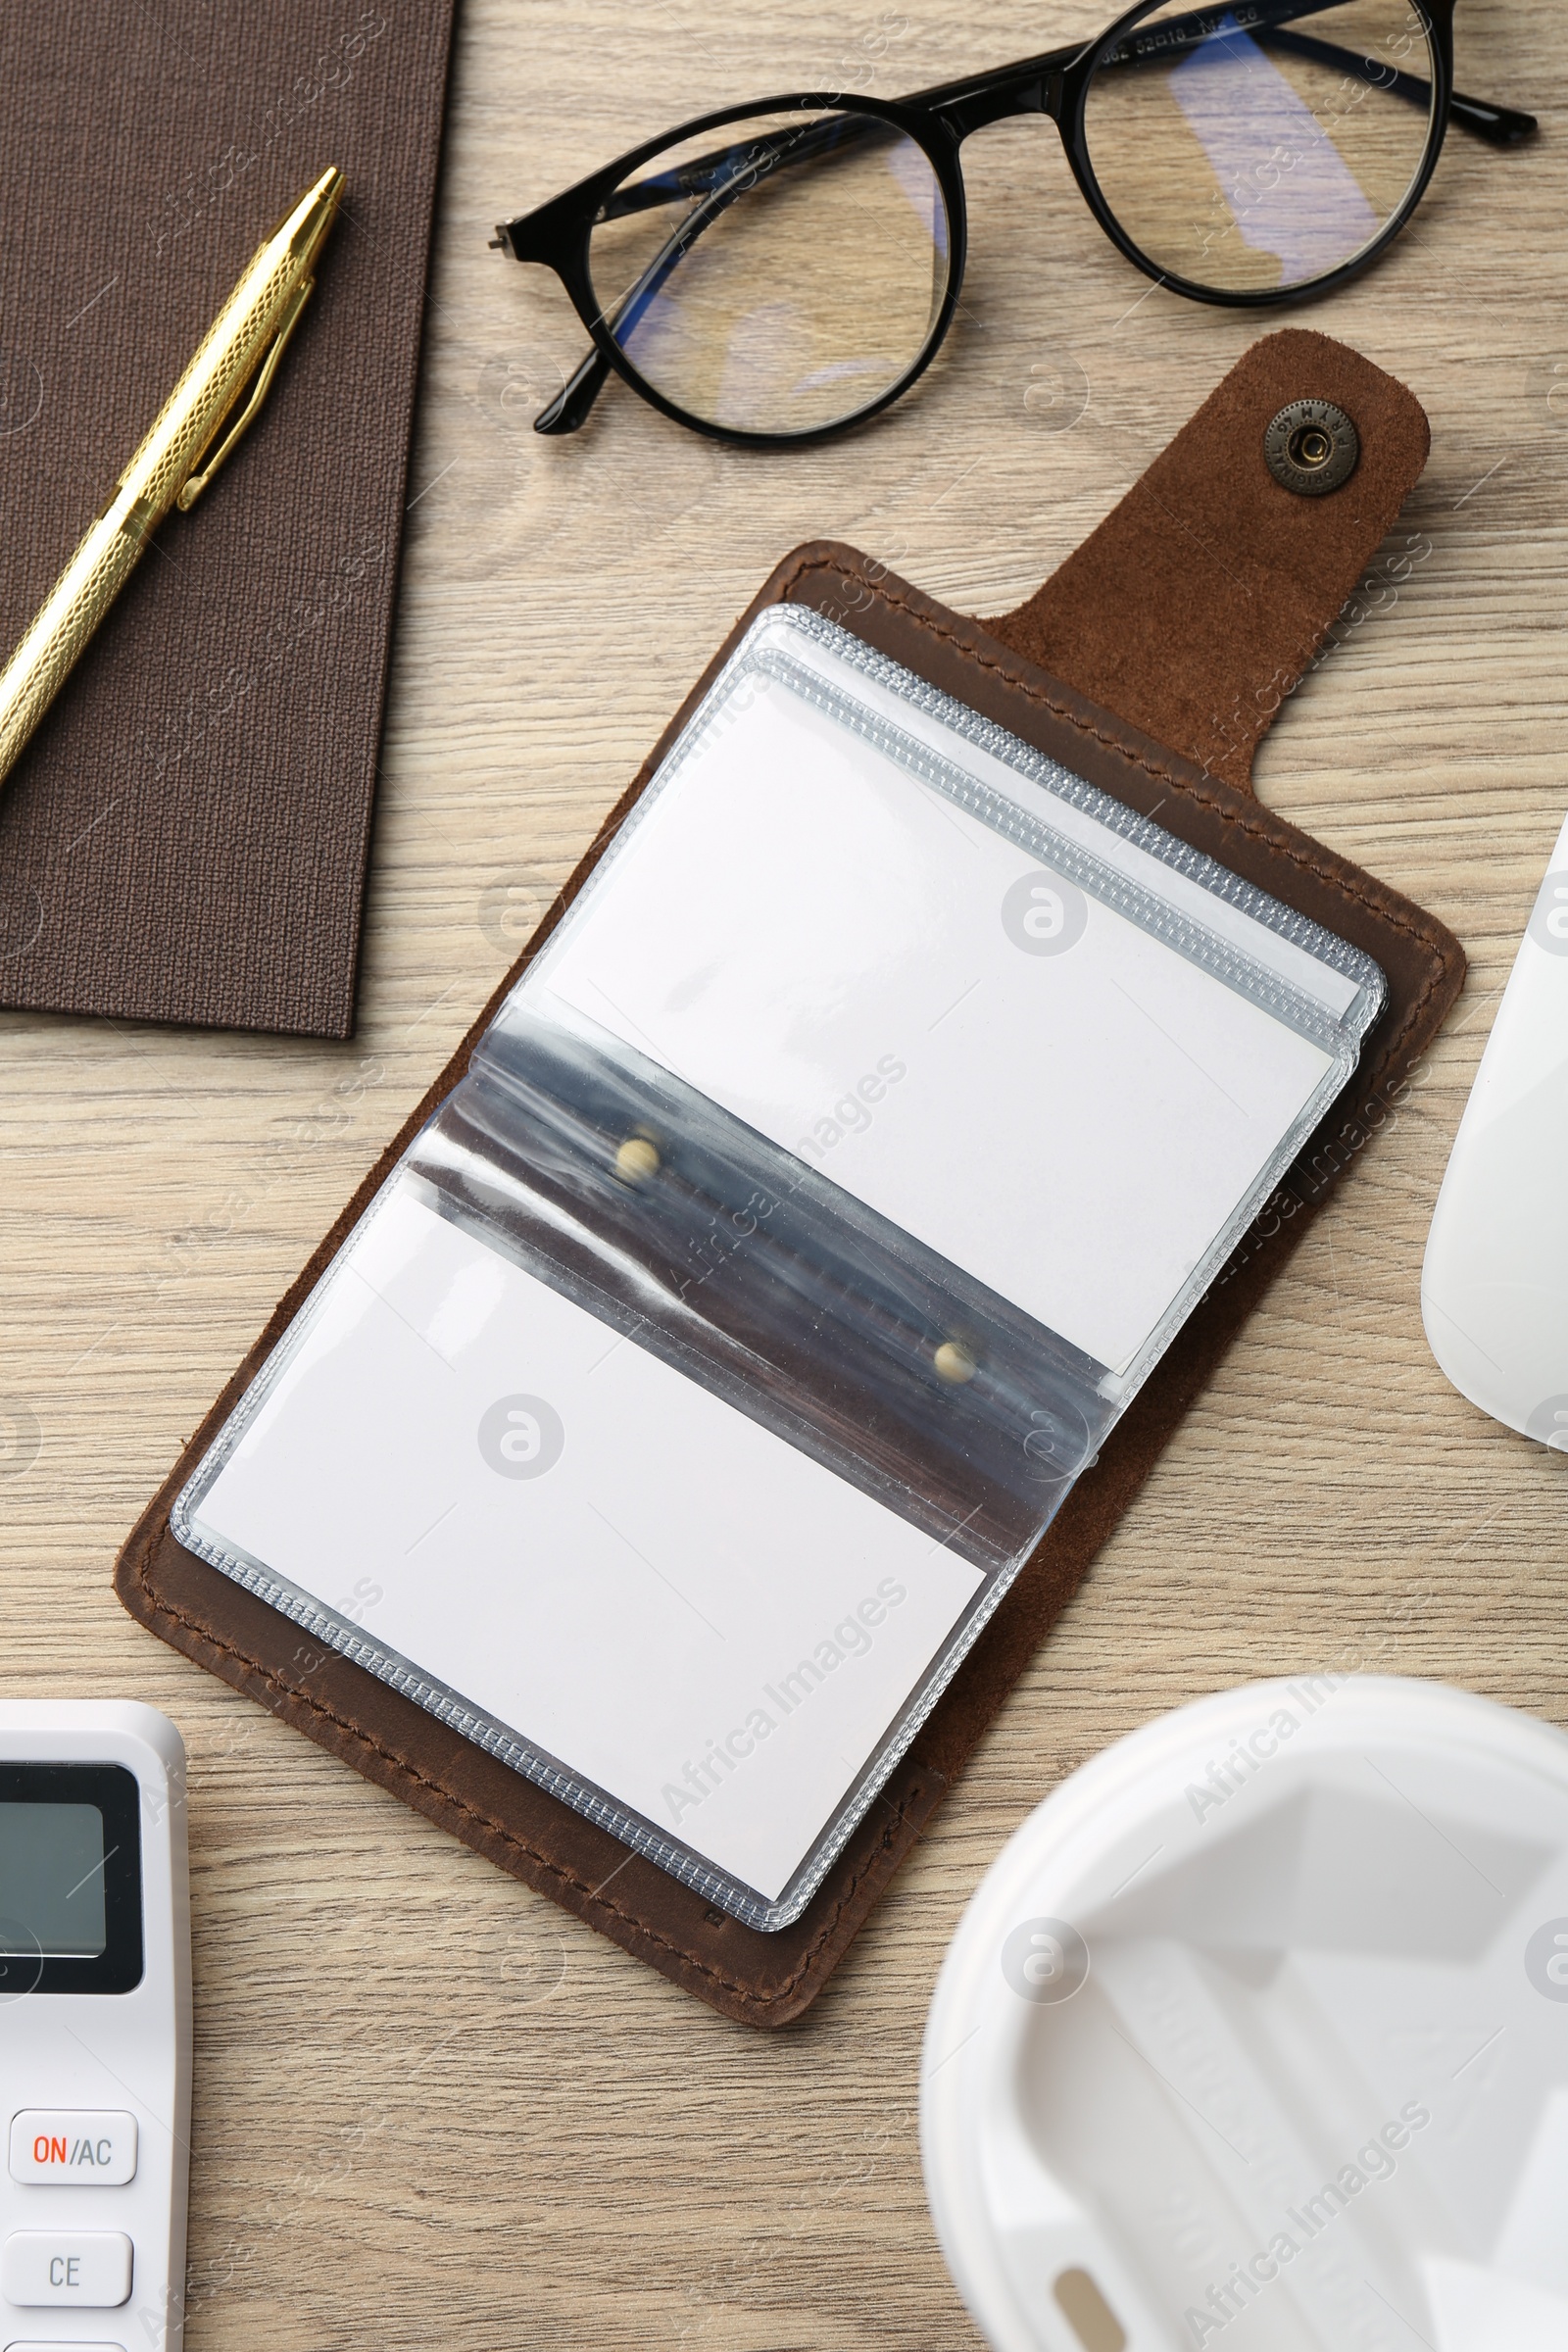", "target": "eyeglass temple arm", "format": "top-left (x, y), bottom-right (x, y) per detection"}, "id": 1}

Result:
top-left (1441, 89), bottom-right (1537, 146)
top-left (923, 4), bottom-right (1533, 146)
top-left (537, 345), bottom-right (613, 435)
top-left (535, 116), bottom-right (900, 436)
top-left (1076, 0), bottom-right (1536, 147)
top-left (1255, 25), bottom-right (1535, 144)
